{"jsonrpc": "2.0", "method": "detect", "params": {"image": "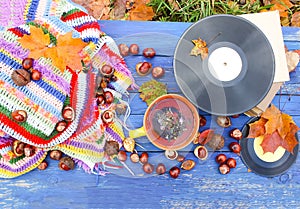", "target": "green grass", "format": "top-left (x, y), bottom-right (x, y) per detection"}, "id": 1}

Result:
top-left (148, 0), bottom-right (291, 22)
